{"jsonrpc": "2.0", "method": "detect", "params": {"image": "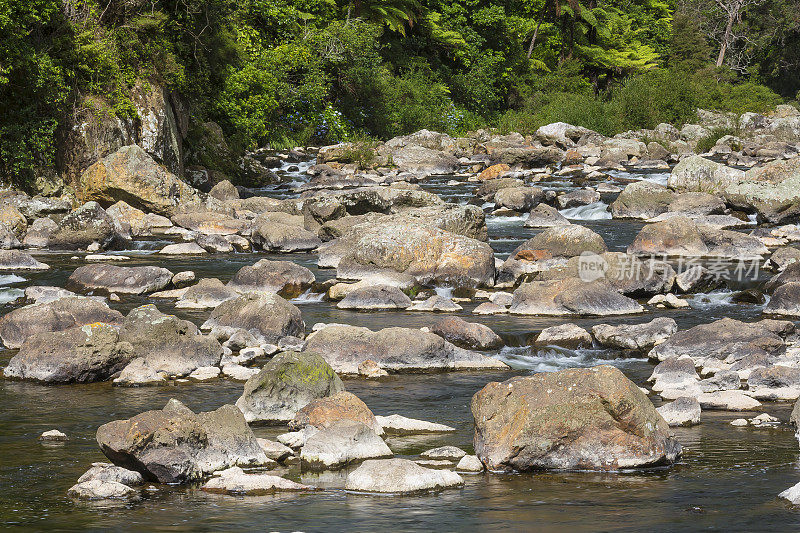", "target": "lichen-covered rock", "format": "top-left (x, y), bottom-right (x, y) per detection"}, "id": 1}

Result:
top-left (76, 463), bottom-right (144, 486)
top-left (472, 366), bottom-right (681, 471)
top-left (303, 325), bottom-right (507, 374)
top-left (67, 264), bottom-right (173, 295)
top-left (4, 323), bottom-right (134, 383)
top-left (96, 399), bottom-right (269, 483)
top-left (0, 296), bottom-right (123, 349)
top-left (201, 292), bottom-right (305, 345)
top-left (335, 222), bottom-right (495, 288)
top-left (79, 145), bottom-right (201, 216)
top-left (610, 181), bottom-right (674, 219)
top-left (67, 480), bottom-right (139, 500)
top-left (235, 351), bottom-right (344, 423)
top-left (668, 155), bottom-right (744, 193)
